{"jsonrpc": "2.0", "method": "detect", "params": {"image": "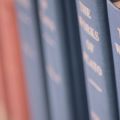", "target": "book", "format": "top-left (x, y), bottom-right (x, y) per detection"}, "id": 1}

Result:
top-left (107, 0), bottom-right (120, 117)
top-left (0, 43), bottom-right (8, 120)
top-left (15, 0), bottom-right (50, 120)
top-left (75, 0), bottom-right (119, 119)
top-left (38, 0), bottom-right (89, 120)
top-left (62, 0), bottom-right (89, 120)
top-left (0, 0), bottom-right (30, 120)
